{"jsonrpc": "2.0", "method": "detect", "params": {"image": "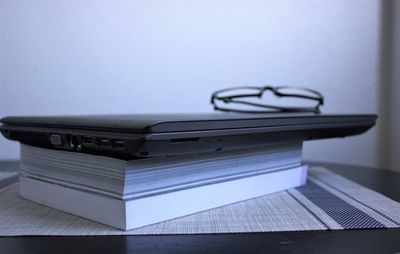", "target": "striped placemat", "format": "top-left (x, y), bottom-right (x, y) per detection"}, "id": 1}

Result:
top-left (0, 167), bottom-right (399, 236)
